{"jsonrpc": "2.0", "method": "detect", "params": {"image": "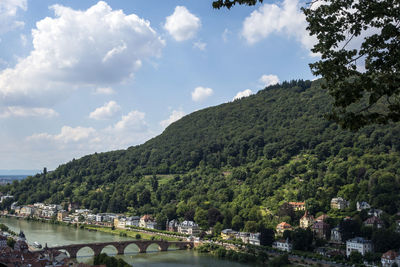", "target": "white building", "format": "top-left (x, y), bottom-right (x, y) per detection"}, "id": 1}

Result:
top-left (346, 237), bottom-right (373, 256)
top-left (139, 215), bottom-right (157, 229)
top-left (273, 239), bottom-right (292, 252)
top-left (330, 226), bottom-right (342, 243)
top-left (356, 201), bottom-right (371, 211)
top-left (126, 216), bottom-right (140, 227)
top-left (249, 233), bottom-right (260, 246)
top-left (178, 221), bottom-right (200, 235)
top-left (331, 197), bottom-right (349, 210)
